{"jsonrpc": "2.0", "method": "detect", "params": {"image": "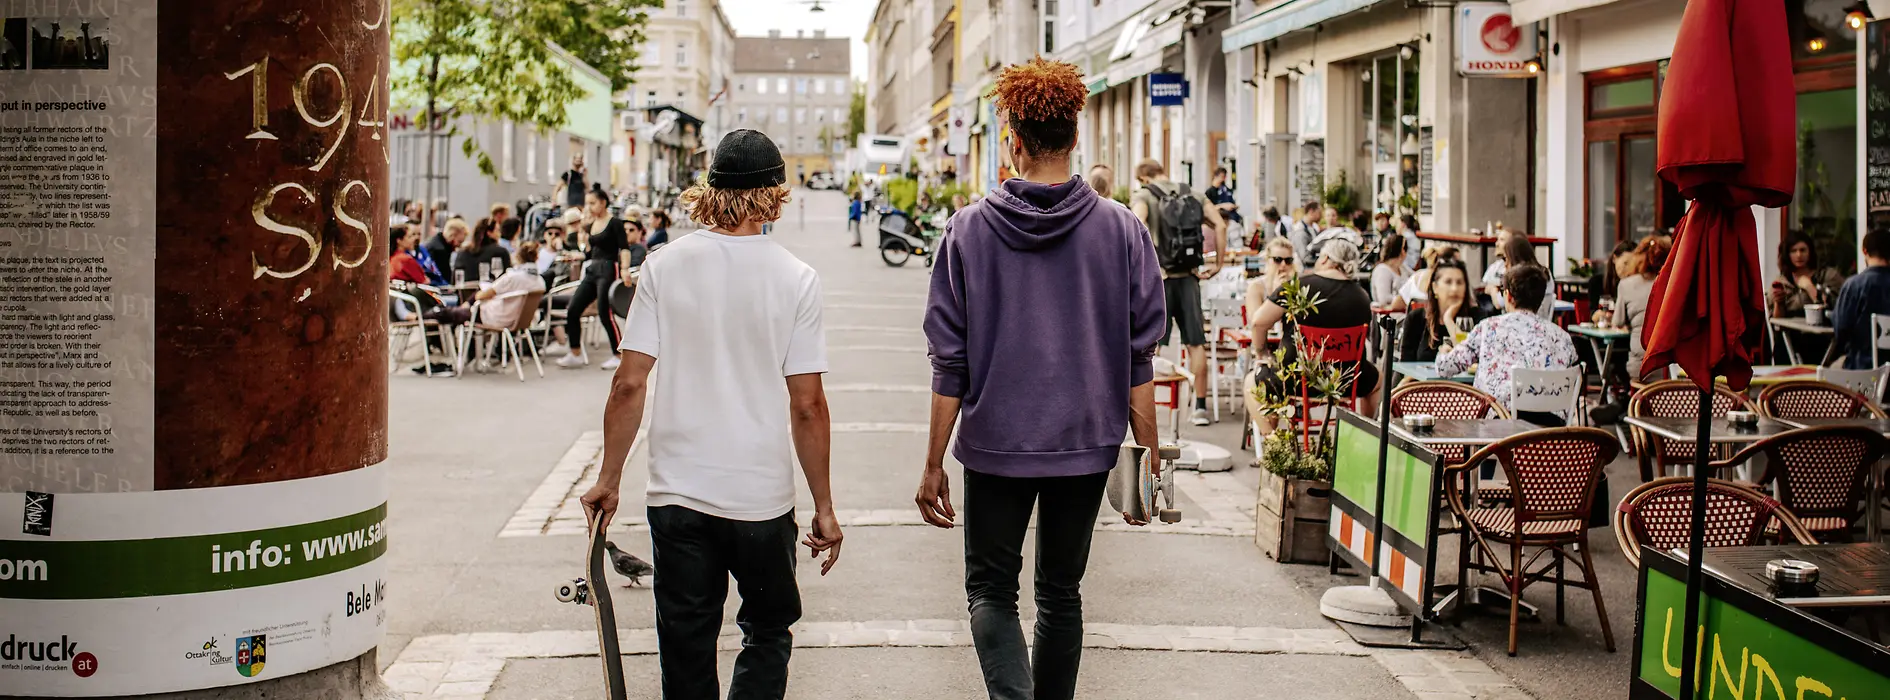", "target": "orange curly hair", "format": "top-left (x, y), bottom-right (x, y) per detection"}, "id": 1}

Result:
top-left (990, 57), bottom-right (1087, 123)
